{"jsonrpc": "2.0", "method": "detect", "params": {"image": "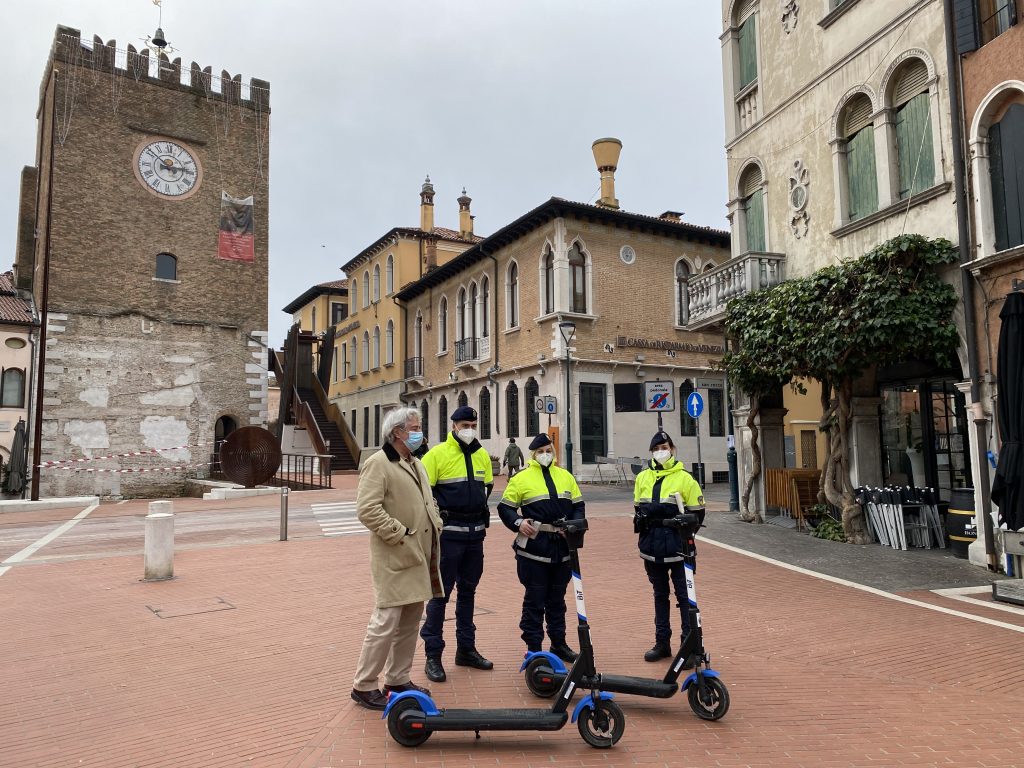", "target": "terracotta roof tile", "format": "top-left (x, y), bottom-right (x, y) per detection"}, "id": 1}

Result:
top-left (0, 271), bottom-right (34, 325)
